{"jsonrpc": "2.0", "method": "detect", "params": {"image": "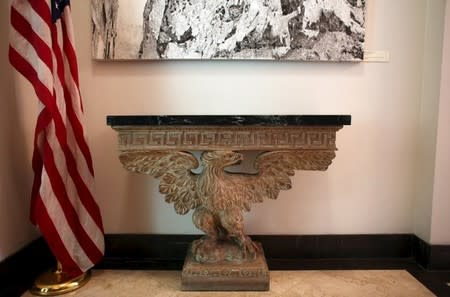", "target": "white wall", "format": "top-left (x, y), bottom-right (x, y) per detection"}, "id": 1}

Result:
top-left (430, 1), bottom-right (450, 245)
top-left (0, 0), bottom-right (38, 262)
top-left (69, 0), bottom-right (430, 235)
top-left (1, 0), bottom-right (448, 261)
top-left (413, 0), bottom-right (447, 243)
